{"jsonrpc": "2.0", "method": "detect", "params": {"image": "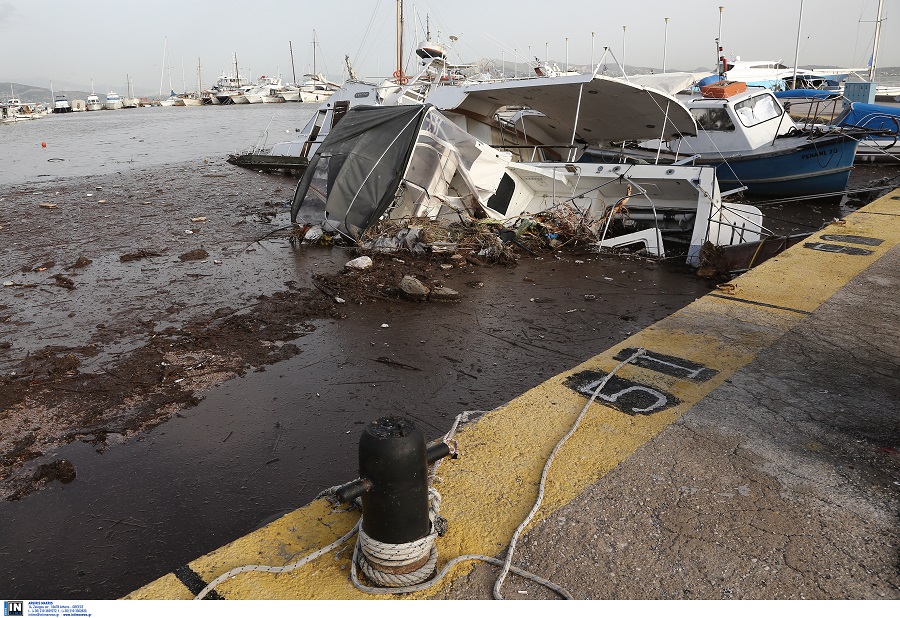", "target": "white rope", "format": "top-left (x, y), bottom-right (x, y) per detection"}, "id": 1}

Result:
top-left (492, 347), bottom-right (647, 599)
top-left (193, 518), bottom-right (360, 600)
top-left (355, 487), bottom-right (443, 587)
